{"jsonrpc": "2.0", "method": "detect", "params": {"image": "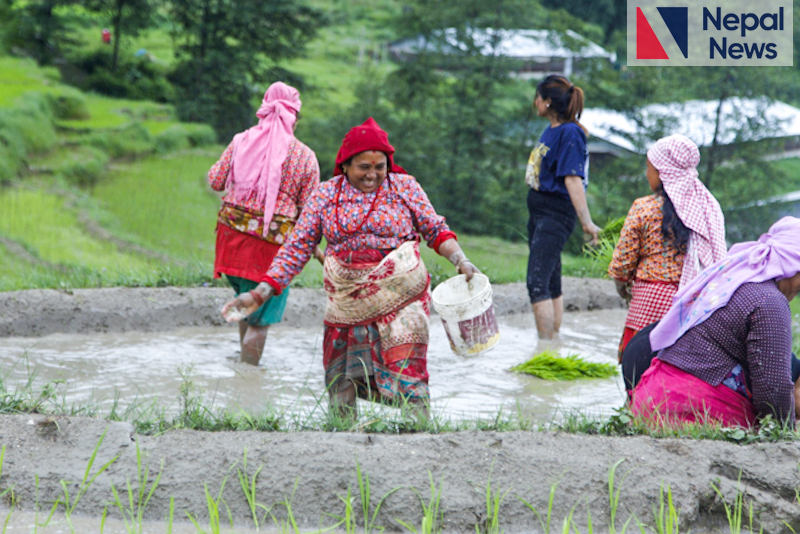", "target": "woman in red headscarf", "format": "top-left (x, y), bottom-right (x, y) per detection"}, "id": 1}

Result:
top-left (208, 82), bottom-right (321, 366)
top-left (221, 117), bottom-right (480, 419)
